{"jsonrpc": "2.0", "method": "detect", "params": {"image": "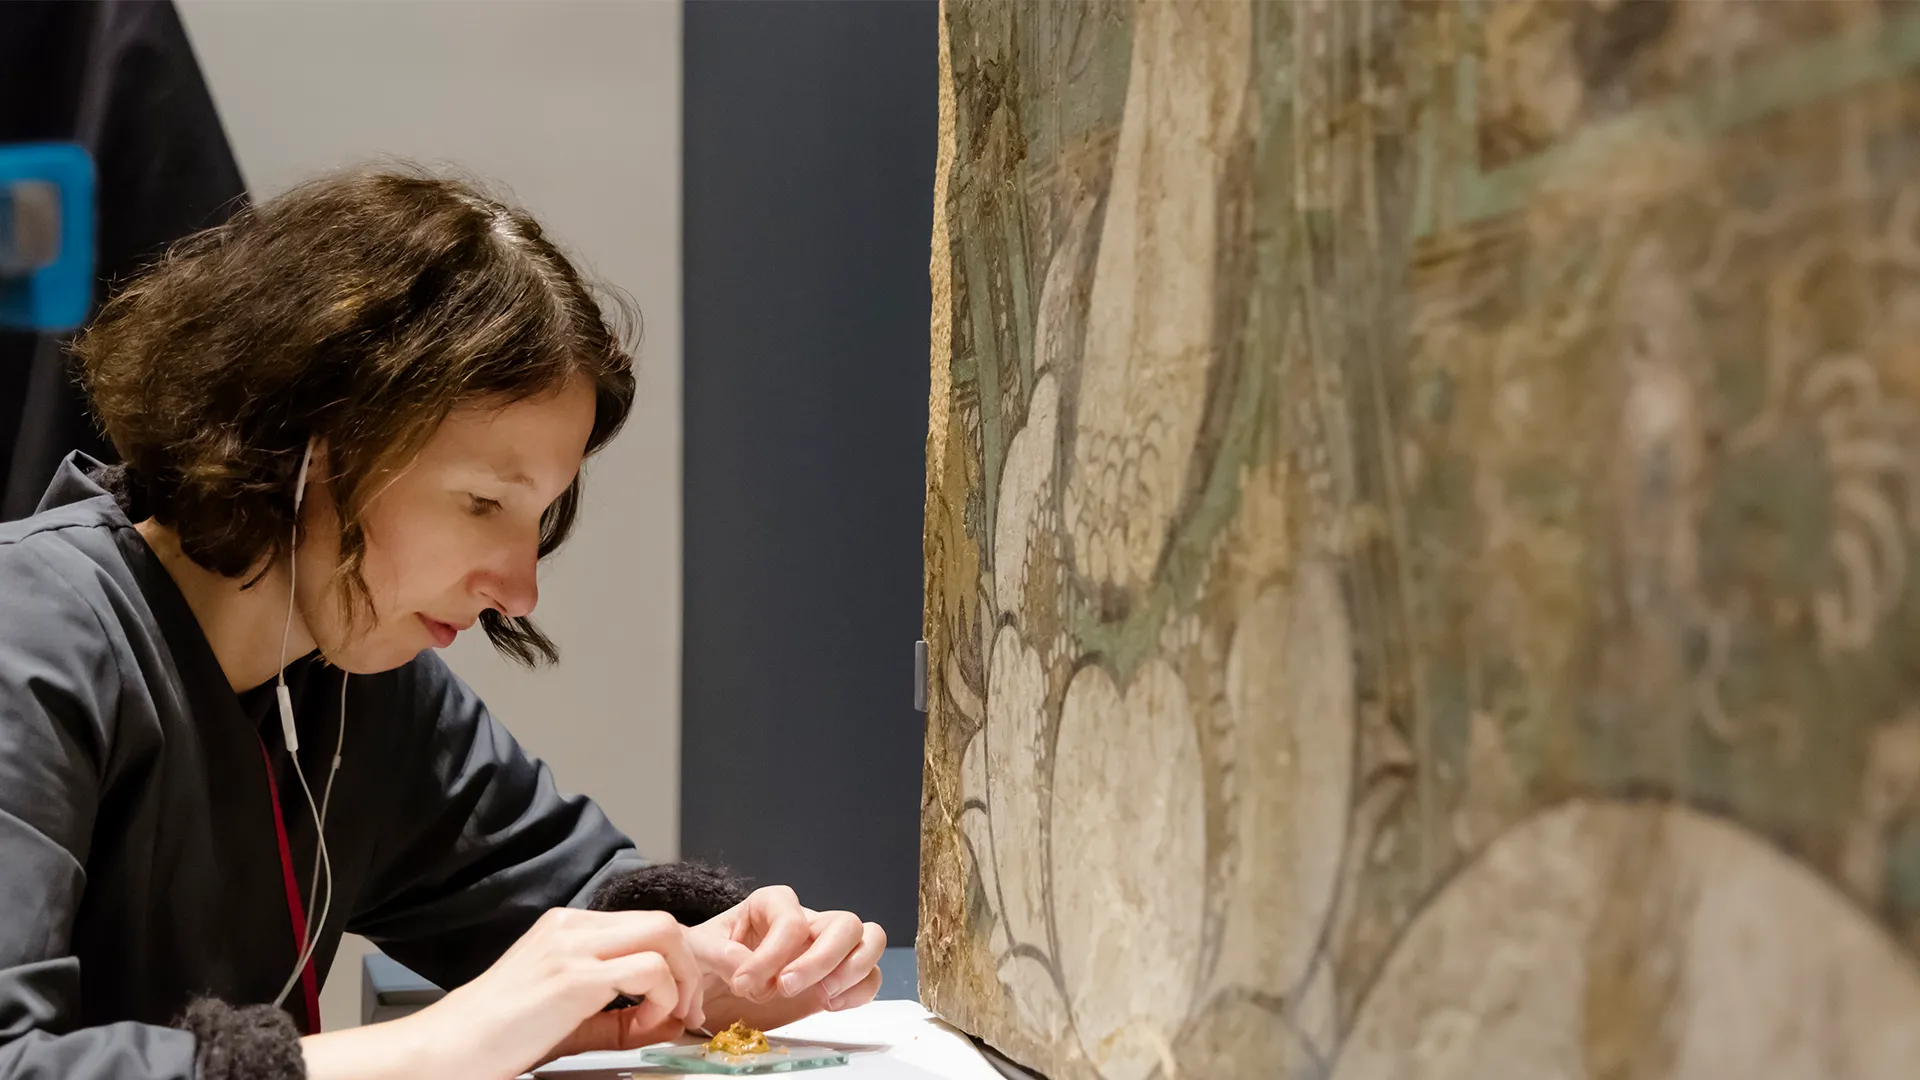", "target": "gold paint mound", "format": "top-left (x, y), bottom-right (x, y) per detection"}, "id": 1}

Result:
top-left (705, 1021), bottom-right (771, 1057)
